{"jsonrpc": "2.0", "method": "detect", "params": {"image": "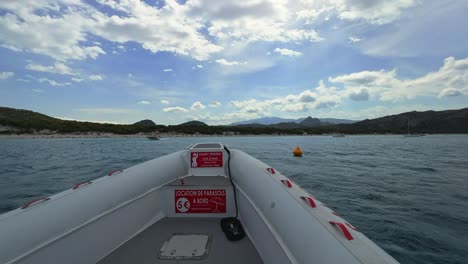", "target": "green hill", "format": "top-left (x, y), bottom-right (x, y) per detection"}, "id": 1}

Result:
top-left (1, 106), bottom-right (467, 135)
top-left (178, 120), bottom-right (208, 126)
top-left (346, 108), bottom-right (468, 134)
top-left (0, 107), bottom-right (161, 134)
top-left (133, 119), bottom-right (157, 127)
